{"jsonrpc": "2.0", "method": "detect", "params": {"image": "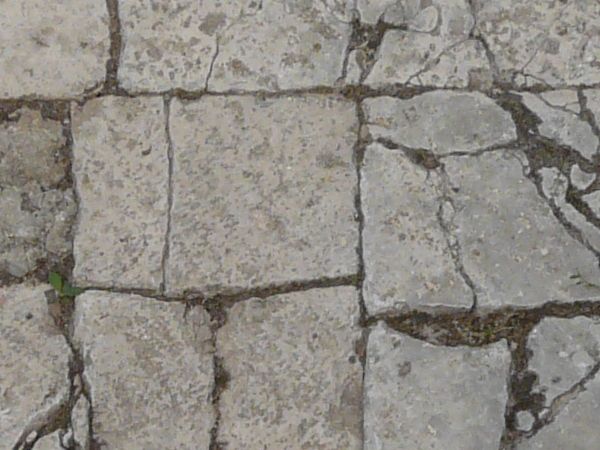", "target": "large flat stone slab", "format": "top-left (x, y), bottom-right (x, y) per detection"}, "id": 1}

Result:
top-left (473, 0), bottom-right (600, 86)
top-left (167, 95), bottom-right (358, 295)
top-left (71, 96), bottom-right (169, 290)
top-left (364, 323), bottom-right (510, 450)
top-left (217, 287), bottom-right (362, 449)
top-left (364, 92), bottom-right (516, 153)
top-left (0, 0), bottom-right (109, 98)
top-left (0, 107), bottom-right (75, 280)
top-left (73, 291), bottom-right (214, 449)
top-left (362, 143), bottom-right (472, 314)
top-left (0, 284), bottom-right (70, 448)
